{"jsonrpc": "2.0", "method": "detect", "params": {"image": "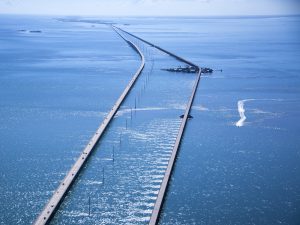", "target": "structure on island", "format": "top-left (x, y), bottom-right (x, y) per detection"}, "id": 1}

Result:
top-left (162, 65), bottom-right (213, 74)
